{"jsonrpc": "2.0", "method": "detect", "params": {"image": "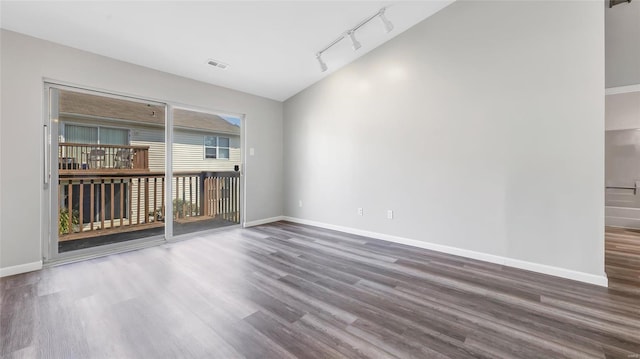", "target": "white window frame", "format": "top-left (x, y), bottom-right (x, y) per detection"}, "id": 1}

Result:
top-left (204, 135), bottom-right (230, 160)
